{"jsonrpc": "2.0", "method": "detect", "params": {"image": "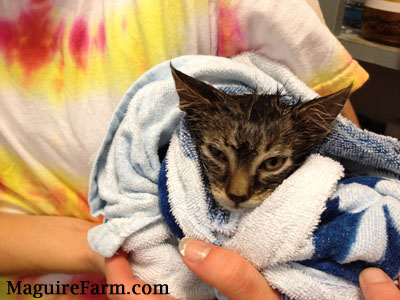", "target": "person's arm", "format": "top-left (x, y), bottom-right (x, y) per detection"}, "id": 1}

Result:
top-left (342, 100), bottom-right (361, 128)
top-left (0, 213), bottom-right (105, 275)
